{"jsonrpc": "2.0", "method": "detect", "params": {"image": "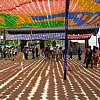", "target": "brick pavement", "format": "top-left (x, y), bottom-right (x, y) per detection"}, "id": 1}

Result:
top-left (0, 57), bottom-right (100, 100)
